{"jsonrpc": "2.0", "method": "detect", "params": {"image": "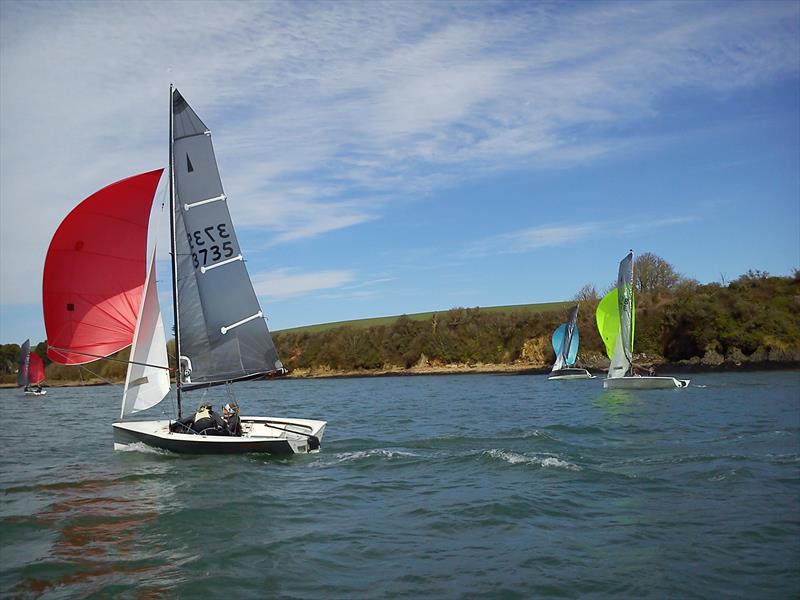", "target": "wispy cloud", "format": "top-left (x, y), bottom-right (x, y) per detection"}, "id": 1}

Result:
top-left (618, 216), bottom-right (700, 235)
top-left (462, 224), bottom-right (602, 257)
top-left (316, 276), bottom-right (398, 300)
top-left (463, 216), bottom-right (700, 258)
top-left (251, 268), bottom-right (355, 300)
